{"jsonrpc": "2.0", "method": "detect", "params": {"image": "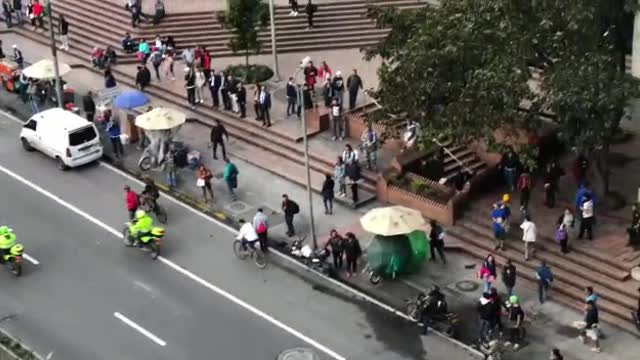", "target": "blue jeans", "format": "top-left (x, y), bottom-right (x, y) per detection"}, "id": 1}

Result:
top-left (538, 280), bottom-right (551, 303)
top-left (167, 170), bottom-right (177, 187)
top-left (505, 285), bottom-right (514, 298)
top-left (479, 319), bottom-right (495, 341)
top-left (483, 278), bottom-right (493, 293)
top-left (30, 99), bottom-right (39, 114)
top-left (504, 167), bottom-right (517, 191)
